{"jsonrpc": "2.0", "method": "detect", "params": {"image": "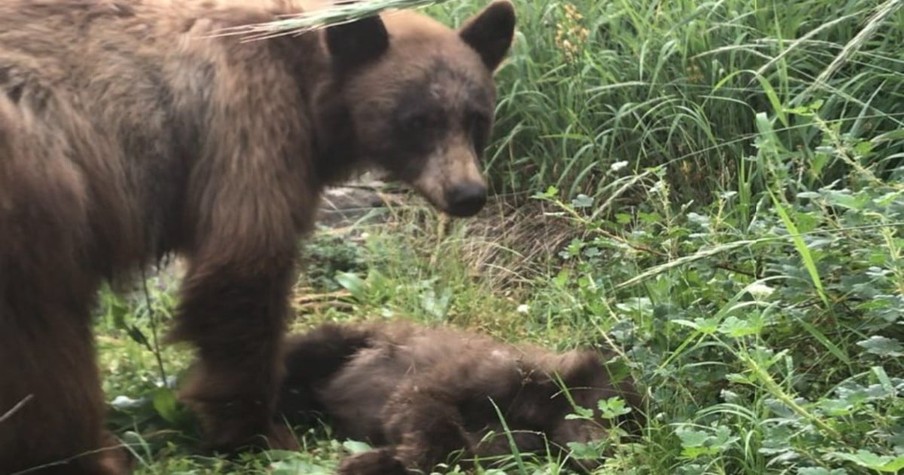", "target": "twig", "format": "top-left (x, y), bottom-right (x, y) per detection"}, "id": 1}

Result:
top-left (293, 289), bottom-right (352, 304)
top-left (141, 269), bottom-right (169, 388)
top-left (292, 289), bottom-right (355, 313)
top-left (0, 395), bottom-right (34, 424)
